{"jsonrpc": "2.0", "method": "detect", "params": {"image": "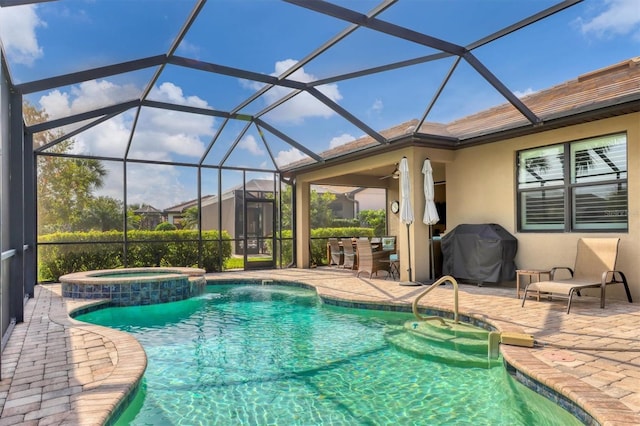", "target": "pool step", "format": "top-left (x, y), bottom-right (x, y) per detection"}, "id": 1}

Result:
top-left (404, 320), bottom-right (490, 354)
top-left (384, 320), bottom-right (501, 368)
